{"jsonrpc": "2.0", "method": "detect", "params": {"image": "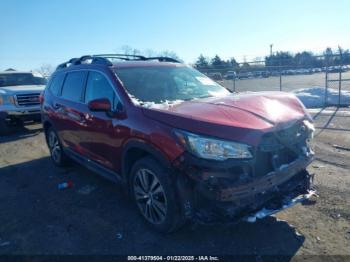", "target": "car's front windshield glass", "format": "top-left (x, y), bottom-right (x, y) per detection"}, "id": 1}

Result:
top-left (114, 66), bottom-right (229, 104)
top-left (0, 73), bottom-right (47, 87)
